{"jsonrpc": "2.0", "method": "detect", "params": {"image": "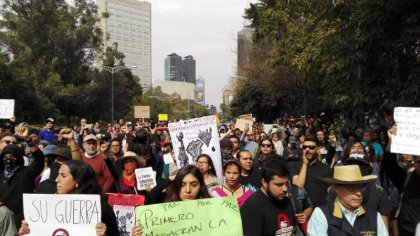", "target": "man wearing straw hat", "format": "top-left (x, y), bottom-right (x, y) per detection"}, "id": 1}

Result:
top-left (307, 165), bottom-right (388, 236)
